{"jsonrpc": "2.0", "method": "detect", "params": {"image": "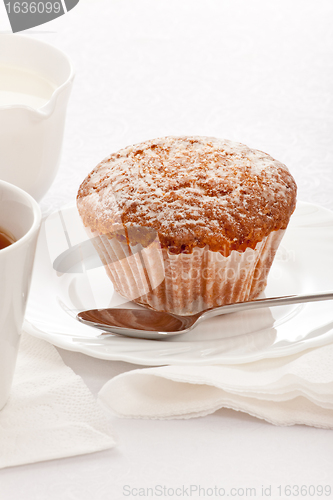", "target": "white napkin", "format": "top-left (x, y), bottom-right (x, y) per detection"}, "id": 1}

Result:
top-left (0, 332), bottom-right (115, 469)
top-left (99, 343), bottom-right (333, 429)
